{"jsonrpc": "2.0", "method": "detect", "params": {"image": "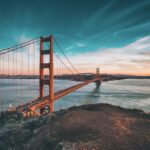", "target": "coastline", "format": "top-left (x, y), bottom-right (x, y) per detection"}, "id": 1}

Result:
top-left (0, 103), bottom-right (149, 150)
